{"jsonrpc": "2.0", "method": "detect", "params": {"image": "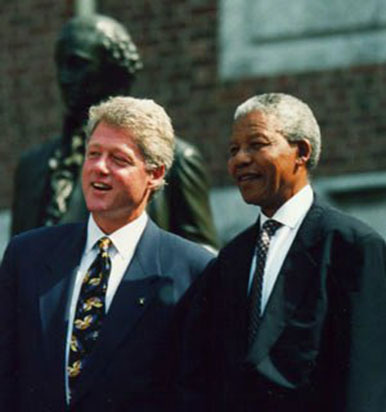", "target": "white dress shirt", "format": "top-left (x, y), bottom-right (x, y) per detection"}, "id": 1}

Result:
top-left (248, 185), bottom-right (314, 314)
top-left (65, 212), bottom-right (148, 402)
